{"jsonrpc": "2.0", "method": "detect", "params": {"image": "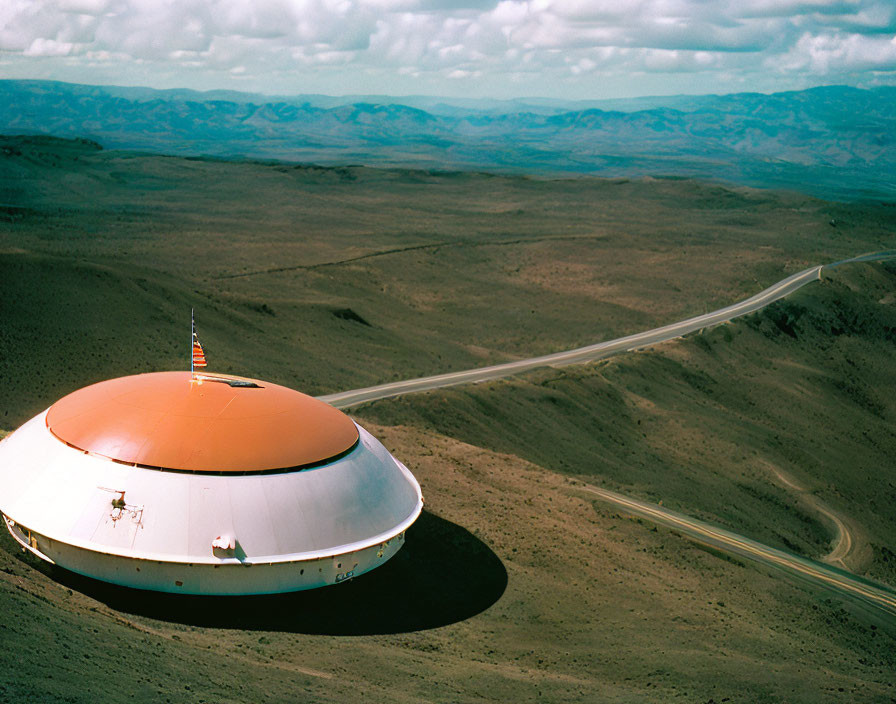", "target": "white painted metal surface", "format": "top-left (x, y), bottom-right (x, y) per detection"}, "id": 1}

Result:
top-left (0, 412), bottom-right (423, 594)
